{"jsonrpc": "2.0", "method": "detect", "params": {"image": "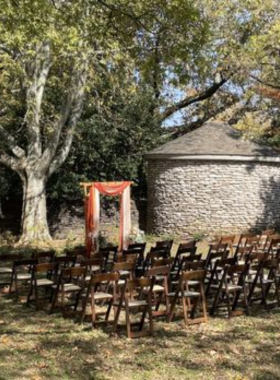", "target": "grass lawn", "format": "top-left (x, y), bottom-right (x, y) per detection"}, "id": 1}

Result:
top-left (0, 291), bottom-right (280, 380)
